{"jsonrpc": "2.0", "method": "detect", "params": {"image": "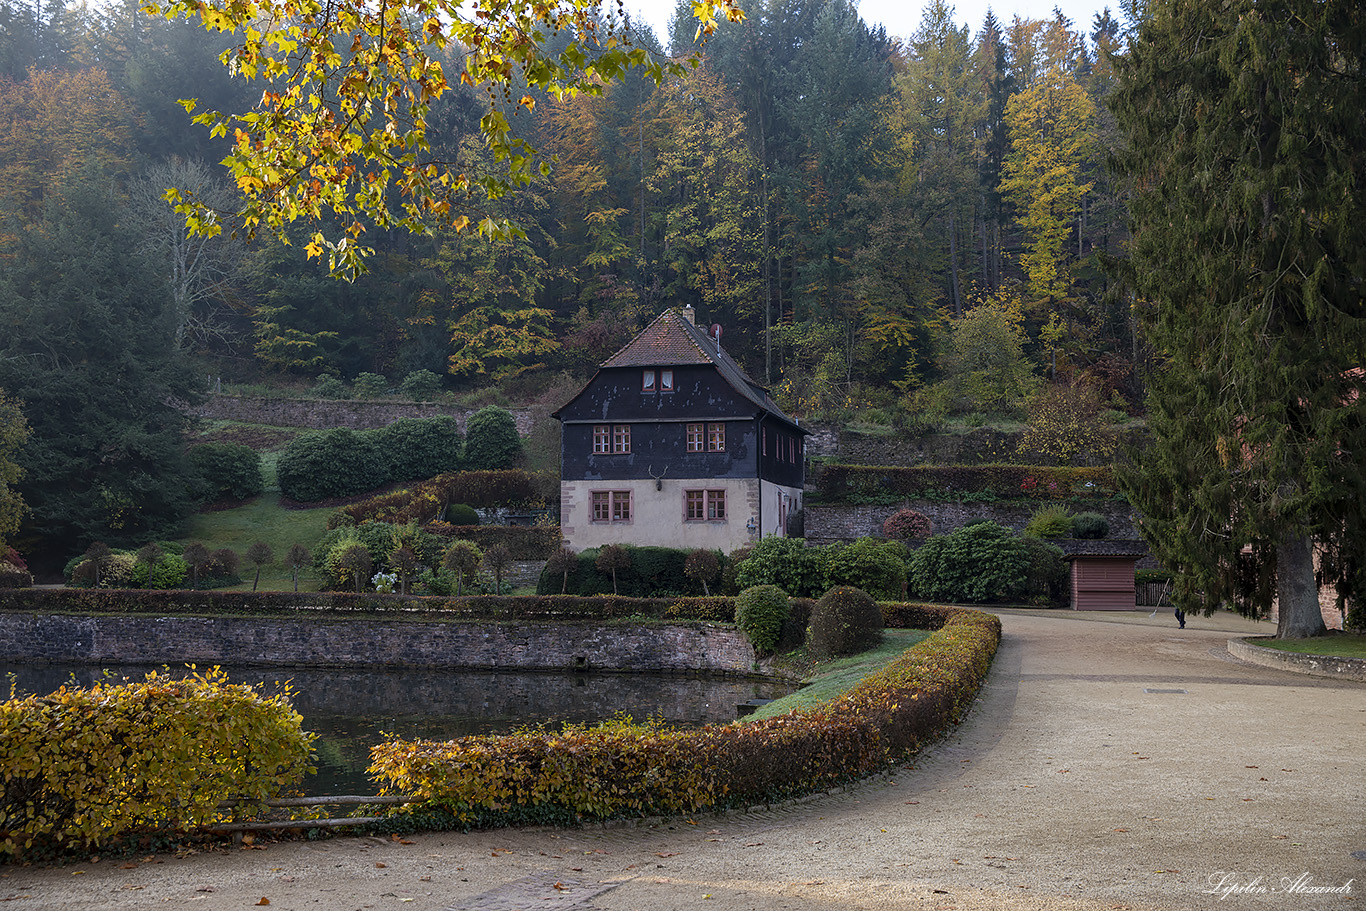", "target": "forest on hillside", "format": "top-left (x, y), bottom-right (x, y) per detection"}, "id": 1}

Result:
top-left (0, 0), bottom-right (1136, 421)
